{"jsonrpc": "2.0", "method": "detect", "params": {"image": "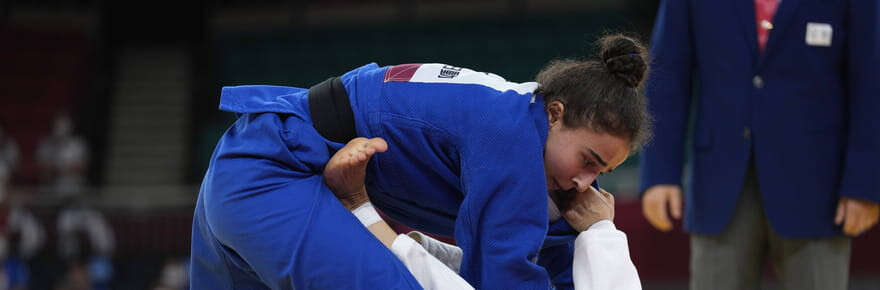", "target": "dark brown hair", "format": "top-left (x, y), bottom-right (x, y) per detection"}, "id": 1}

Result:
top-left (535, 33), bottom-right (653, 152)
